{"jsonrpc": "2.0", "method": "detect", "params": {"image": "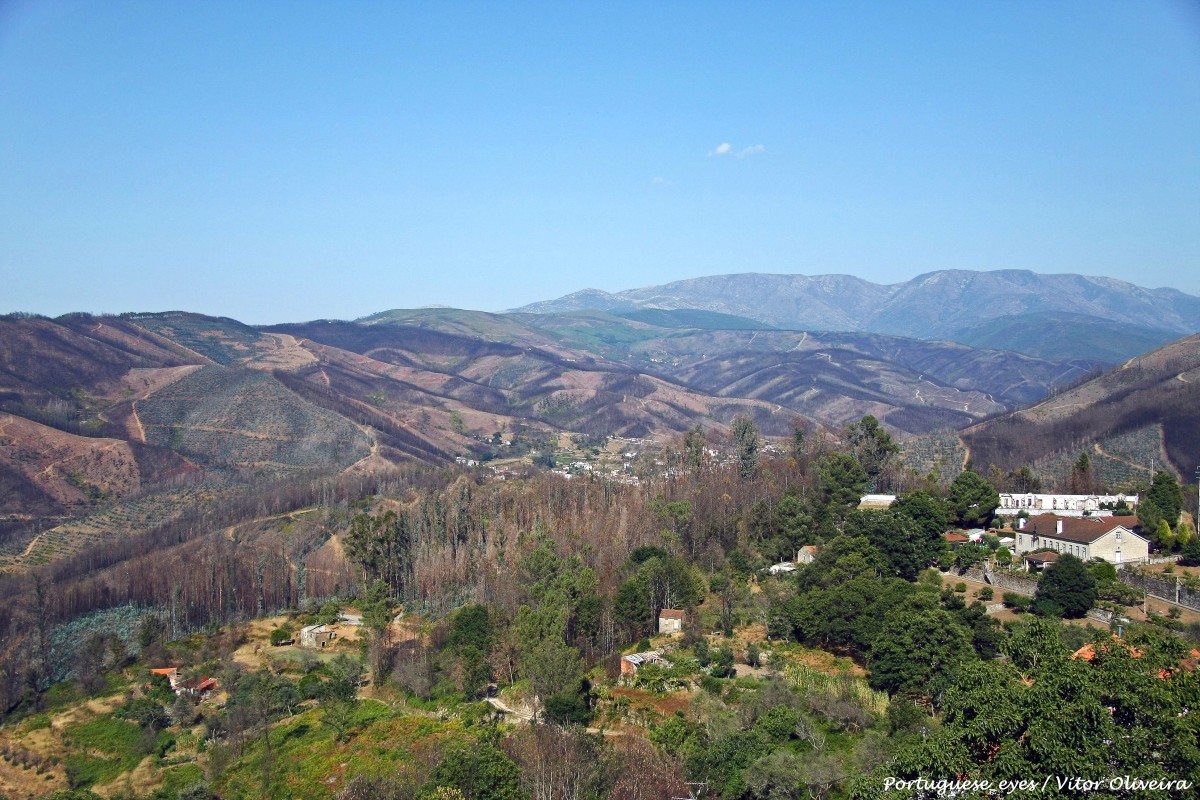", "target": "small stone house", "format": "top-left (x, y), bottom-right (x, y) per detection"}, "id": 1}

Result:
top-left (658, 609), bottom-right (684, 634)
top-left (620, 650), bottom-right (664, 678)
top-left (300, 623), bottom-right (337, 649)
top-left (796, 545), bottom-right (819, 564)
